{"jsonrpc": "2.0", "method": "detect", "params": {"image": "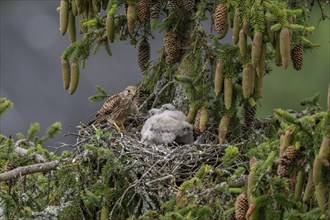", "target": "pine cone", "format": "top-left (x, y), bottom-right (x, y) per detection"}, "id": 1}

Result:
top-left (69, 61), bottom-right (80, 95)
top-left (275, 33), bottom-right (282, 67)
top-left (277, 164), bottom-right (290, 177)
top-left (60, 0), bottom-right (69, 35)
top-left (176, 189), bottom-right (184, 205)
top-left (61, 57), bottom-right (70, 90)
top-left (214, 3), bottom-right (228, 39)
top-left (277, 145), bottom-right (297, 177)
top-left (244, 103), bottom-right (256, 132)
top-left (106, 13), bottom-right (115, 42)
top-left (186, 103), bottom-right (199, 123)
top-left (138, 38), bottom-right (150, 73)
top-left (239, 29), bottom-right (247, 57)
top-left (251, 31), bottom-right (263, 68)
top-left (150, 1), bottom-right (161, 19)
top-left (199, 107), bottom-right (209, 133)
top-left (194, 108), bottom-right (202, 133)
top-left (291, 42), bottom-right (303, 71)
top-left (5, 161), bottom-right (15, 171)
top-left (235, 192), bottom-right (248, 220)
top-left (232, 9), bottom-right (240, 44)
top-left (138, 0), bottom-right (149, 23)
top-left (224, 77), bottom-right (233, 110)
top-left (214, 61), bottom-right (224, 96)
top-left (218, 114), bottom-right (231, 144)
top-left (183, 0), bottom-right (195, 12)
top-left (127, 4), bottom-right (137, 34)
top-left (280, 27), bottom-right (291, 69)
top-left (242, 63), bottom-right (254, 99)
top-left (225, 214), bottom-right (237, 220)
top-left (68, 10), bottom-right (76, 43)
top-left (164, 30), bottom-right (181, 65)
top-left (167, 0), bottom-right (181, 13)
